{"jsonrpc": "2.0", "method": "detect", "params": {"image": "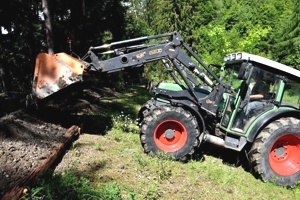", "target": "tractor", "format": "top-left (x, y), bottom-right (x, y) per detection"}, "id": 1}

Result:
top-left (28, 31), bottom-right (300, 187)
